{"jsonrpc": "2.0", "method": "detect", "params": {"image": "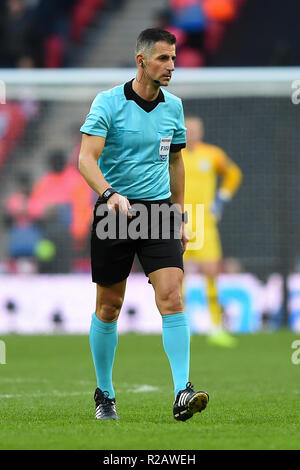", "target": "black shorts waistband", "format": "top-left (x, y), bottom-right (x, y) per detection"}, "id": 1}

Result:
top-left (127, 198), bottom-right (171, 206)
top-left (95, 196), bottom-right (172, 209)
